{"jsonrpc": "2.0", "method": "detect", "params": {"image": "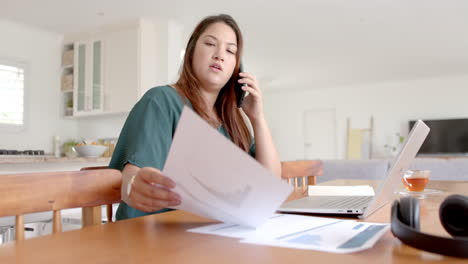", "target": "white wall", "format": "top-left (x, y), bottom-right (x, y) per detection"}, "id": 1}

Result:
top-left (264, 74), bottom-right (468, 161)
top-left (167, 19), bottom-right (185, 84)
top-left (138, 18), bottom-right (158, 97)
top-left (0, 20), bottom-right (77, 153)
top-left (75, 114), bottom-right (127, 141)
top-left (152, 17), bottom-right (185, 86)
